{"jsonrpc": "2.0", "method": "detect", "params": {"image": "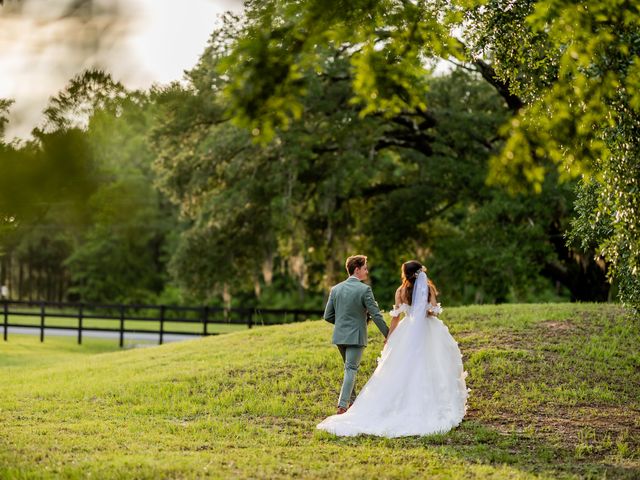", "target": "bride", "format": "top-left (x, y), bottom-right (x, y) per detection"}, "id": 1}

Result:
top-left (317, 260), bottom-right (469, 437)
